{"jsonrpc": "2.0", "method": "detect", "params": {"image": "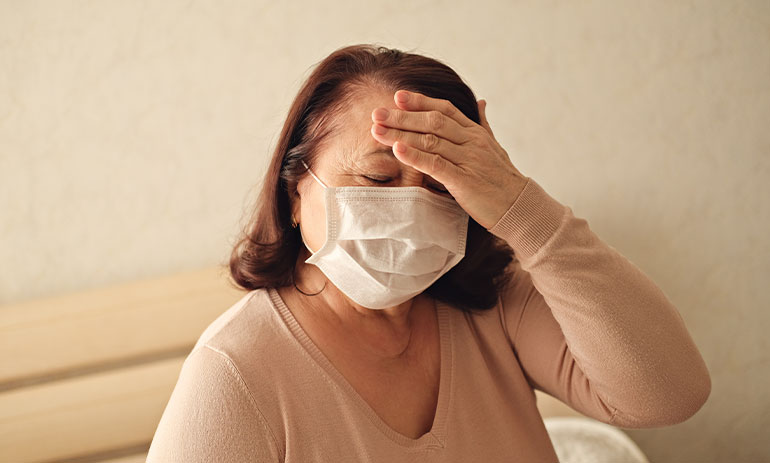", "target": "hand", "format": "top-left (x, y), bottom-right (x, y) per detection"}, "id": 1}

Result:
top-left (370, 90), bottom-right (529, 230)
